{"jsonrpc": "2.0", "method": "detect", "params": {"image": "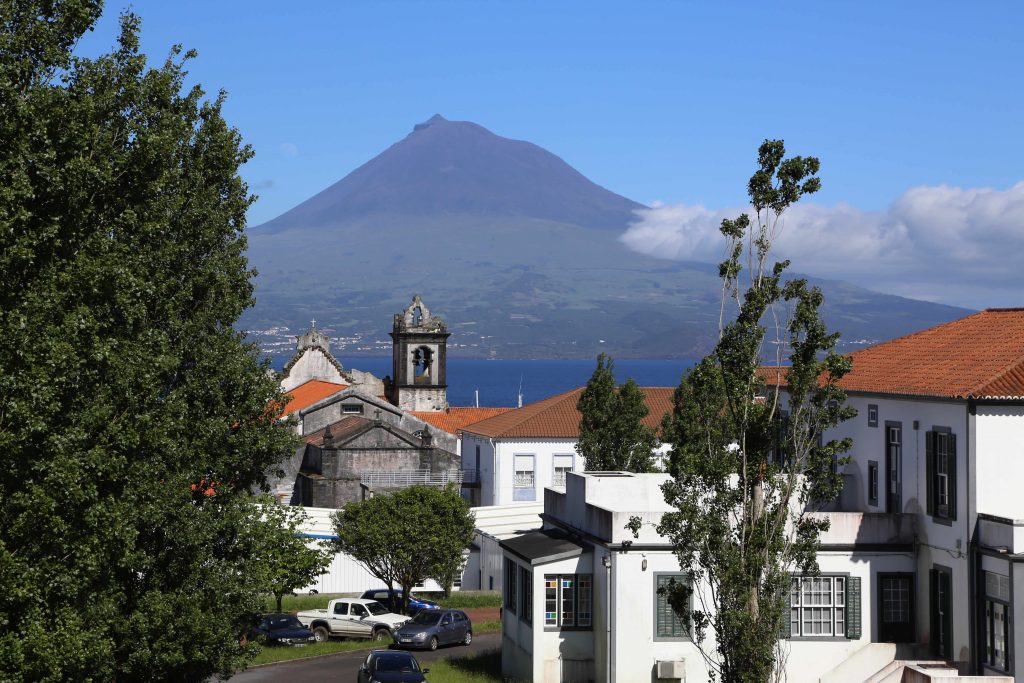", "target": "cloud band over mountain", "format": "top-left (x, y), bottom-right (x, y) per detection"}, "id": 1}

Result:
top-left (620, 181), bottom-right (1024, 310)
